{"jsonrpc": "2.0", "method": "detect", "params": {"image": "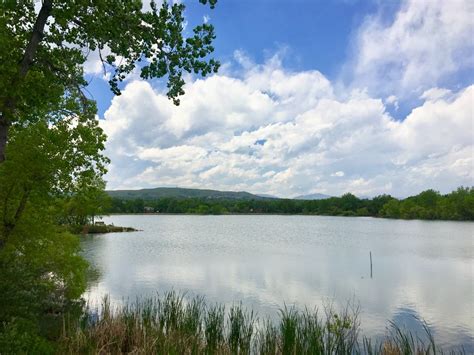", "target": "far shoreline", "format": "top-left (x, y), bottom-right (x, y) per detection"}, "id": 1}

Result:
top-left (102, 213), bottom-right (473, 222)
